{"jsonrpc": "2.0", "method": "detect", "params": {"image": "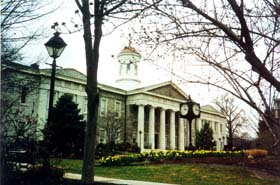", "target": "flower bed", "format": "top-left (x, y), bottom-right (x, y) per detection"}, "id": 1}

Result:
top-left (99, 150), bottom-right (244, 166)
